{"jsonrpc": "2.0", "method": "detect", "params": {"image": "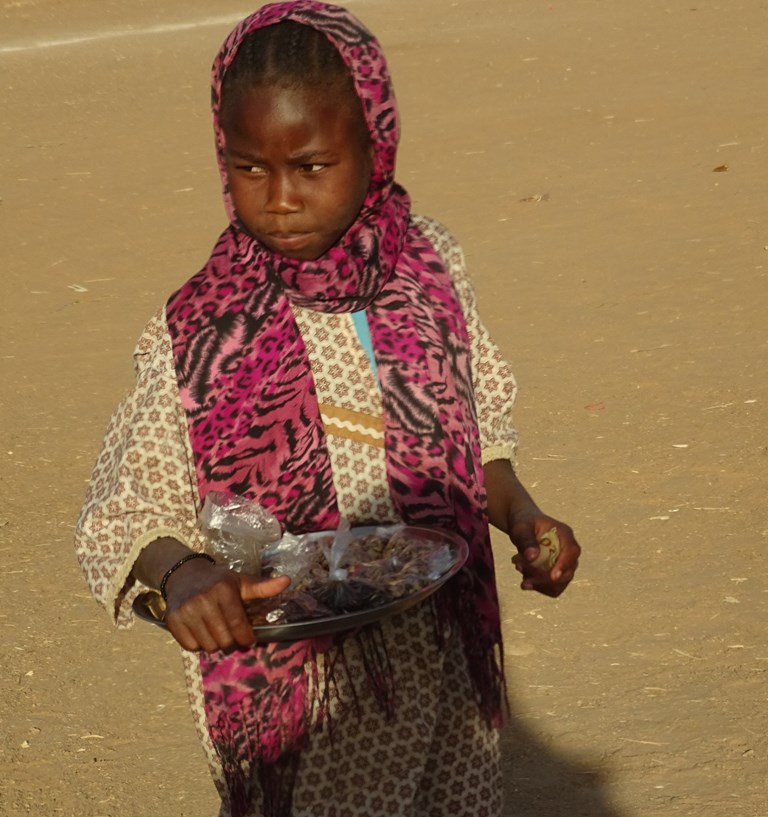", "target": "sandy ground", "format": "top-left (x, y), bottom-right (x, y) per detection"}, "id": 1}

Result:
top-left (2, 0), bottom-right (767, 815)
